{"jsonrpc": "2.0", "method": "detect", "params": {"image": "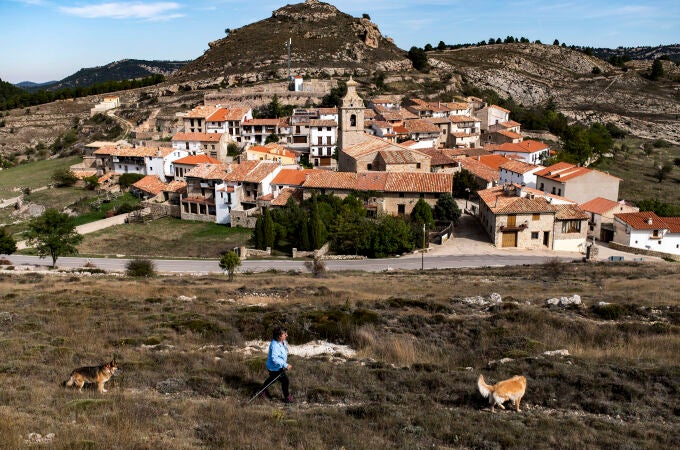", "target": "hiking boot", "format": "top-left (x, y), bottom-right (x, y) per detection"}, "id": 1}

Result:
top-left (284, 395), bottom-right (294, 404)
